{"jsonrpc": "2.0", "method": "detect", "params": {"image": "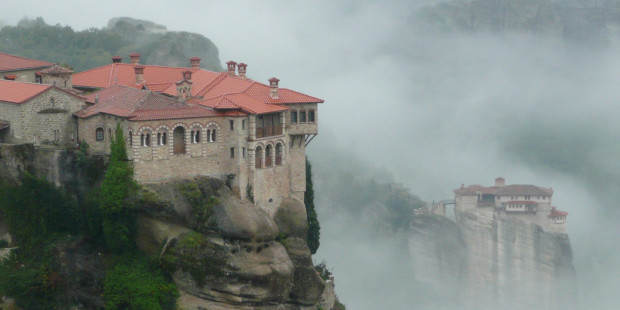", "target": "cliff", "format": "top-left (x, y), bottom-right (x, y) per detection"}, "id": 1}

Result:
top-left (0, 144), bottom-right (340, 310)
